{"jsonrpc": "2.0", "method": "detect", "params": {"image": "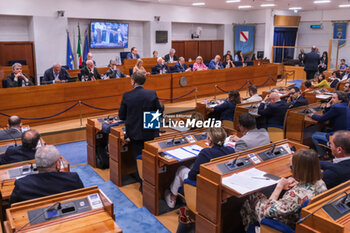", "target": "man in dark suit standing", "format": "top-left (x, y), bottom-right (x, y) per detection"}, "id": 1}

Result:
top-left (0, 116), bottom-right (22, 140)
top-left (42, 63), bottom-right (72, 84)
top-left (0, 129), bottom-right (40, 165)
top-left (258, 92), bottom-right (289, 128)
top-left (118, 71), bottom-right (162, 190)
top-left (164, 48), bottom-right (178, 63)
top-left (287, 87), bottom-right (309, 109)
top-left (80, 60), bottom-right (101, 81)
top-left (304, 46), bottom-right (320, 80)
top-left (10, 145), bottom-right (84, 204)
top-left (321, 131), bottom-right (350, 189)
